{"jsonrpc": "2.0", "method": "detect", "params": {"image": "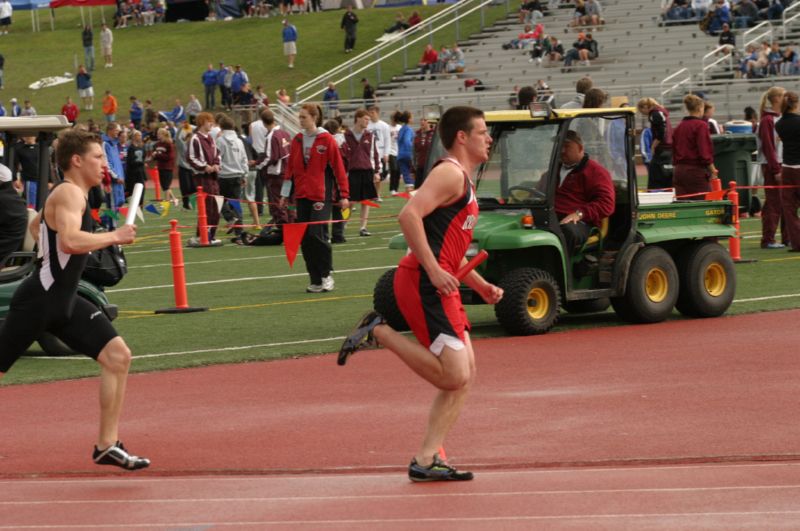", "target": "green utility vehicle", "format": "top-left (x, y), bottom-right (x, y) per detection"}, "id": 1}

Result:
top-left (374, 106), bottom-right (737, 335)
top-left (0, 116), bottom-right (119, 355)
